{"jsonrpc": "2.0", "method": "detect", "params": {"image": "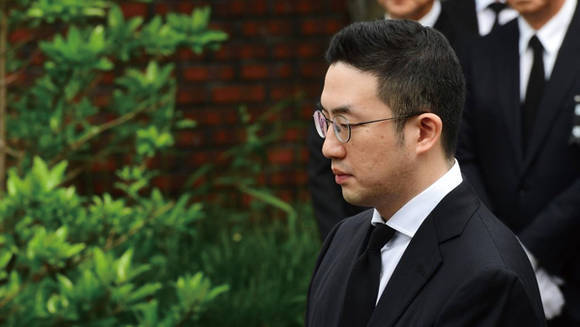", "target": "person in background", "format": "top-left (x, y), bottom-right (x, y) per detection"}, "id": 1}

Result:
top-left (457, 0), bottom-right (580, 324)
top-left (306, 19), bottom-right (545, 327)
